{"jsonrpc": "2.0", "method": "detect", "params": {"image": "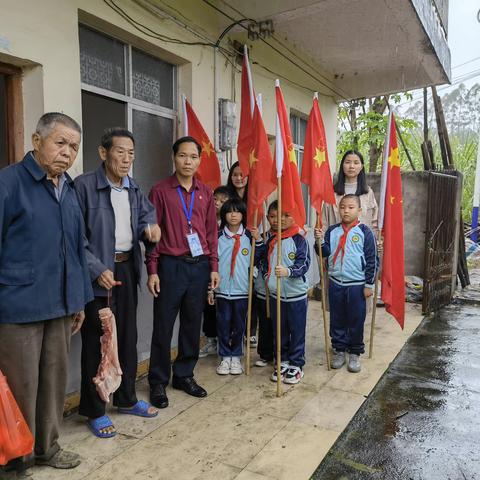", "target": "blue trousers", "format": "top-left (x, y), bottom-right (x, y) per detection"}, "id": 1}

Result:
top-left (269, 297), bottom-right (308, 367)
top-left (328, 282), bottom-right (366, 355)
top-left (256, 295), bottom-right (273, 361)
top-left (216, 297), bottom-right (248, 357)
